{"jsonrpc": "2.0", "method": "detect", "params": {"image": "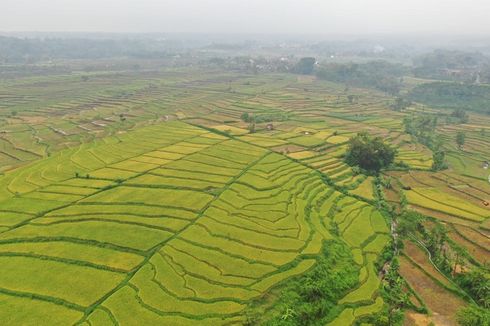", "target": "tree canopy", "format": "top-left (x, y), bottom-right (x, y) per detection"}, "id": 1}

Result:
top-left (294, 57), bottom-right (316, 75)
top-left (345, 133), bottom-right (396, 173)
top-left (456, 132), bottom-right (466, 149)
top-left (408, 82), bottom-right (490, 115)
top-left (316, 61), bottom-right (406, 95)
